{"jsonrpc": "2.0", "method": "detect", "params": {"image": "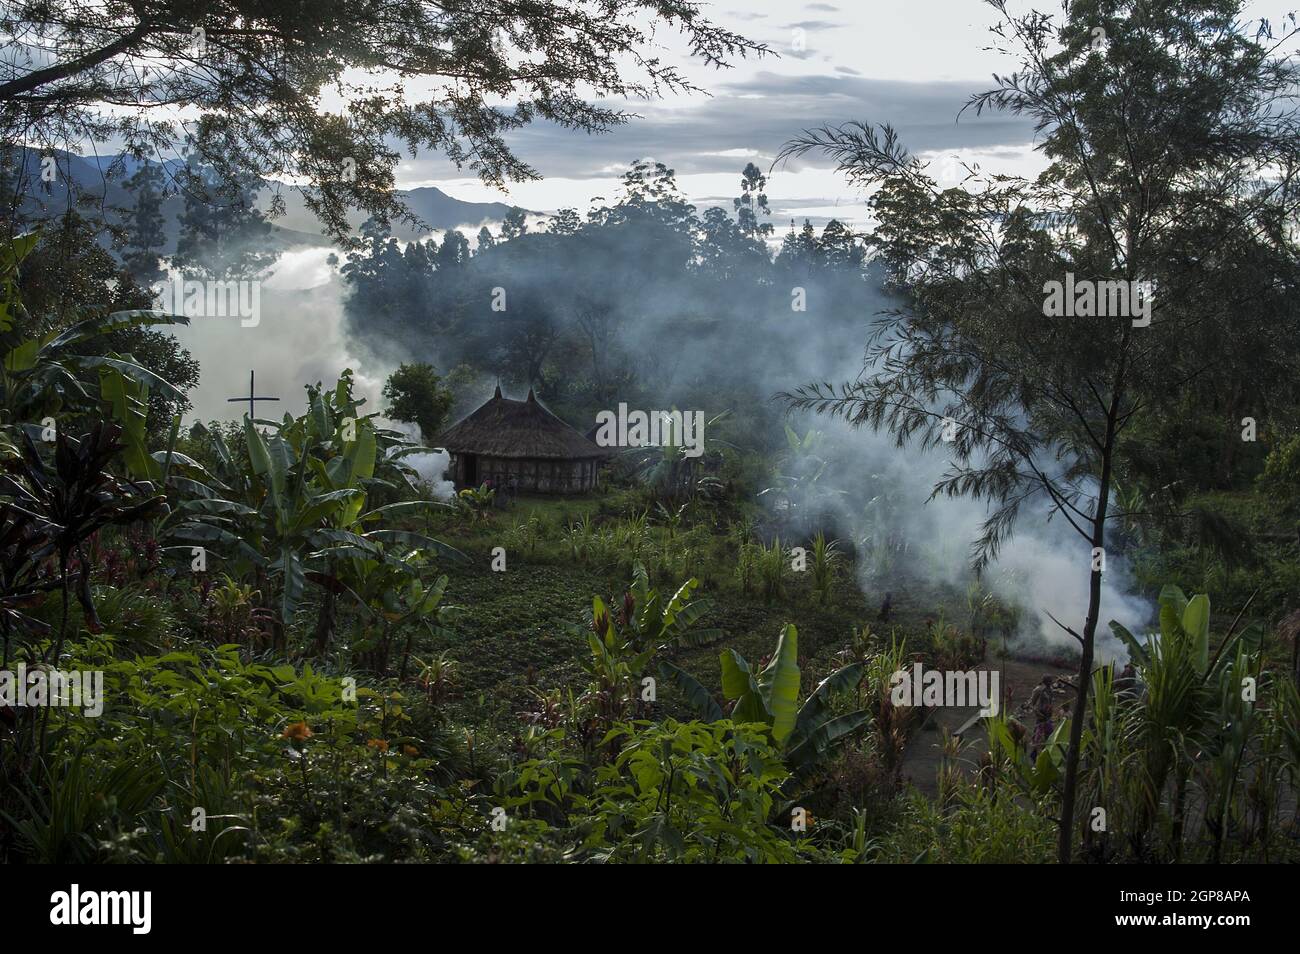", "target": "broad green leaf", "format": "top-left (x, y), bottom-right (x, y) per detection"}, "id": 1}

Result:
top-left (720, 649), bottom-right (756, 701)
top-left (44, 309), bottom-right (188, 351)
top-left (3, 339), bottom-right (39, 372)
top-left (359, 500), bottom-right (452, 522)
top-left (1158, 584), bottom-right (1188, 640)
top-left (789, 662), bottom-right (865, 750)
top-left (365, 529), bottom-right (466, 562)
top-left (65, 353), bottom-right (187, 404)
top-left (1108, 620), bottom-right (1150, 667)
top-left (785, 710), bottom-right (871, 773)
top-left (756, 624), bottom-right (800, 744)
top-left (1182, 594), bottom-right (1211, 672)
top-left (657, 660), bottom-right (723, 722)
top-left (245, 417), bottom-right (273, 478)
top-left (730, 690), bottom-right (771, 728)
top-left (346, 420), bottom-right (377, 482)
